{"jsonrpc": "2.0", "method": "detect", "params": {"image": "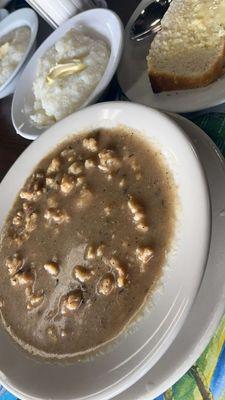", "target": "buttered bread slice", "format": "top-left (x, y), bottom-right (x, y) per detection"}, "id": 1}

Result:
top-left (147, 0), bottom-right (225, 93)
